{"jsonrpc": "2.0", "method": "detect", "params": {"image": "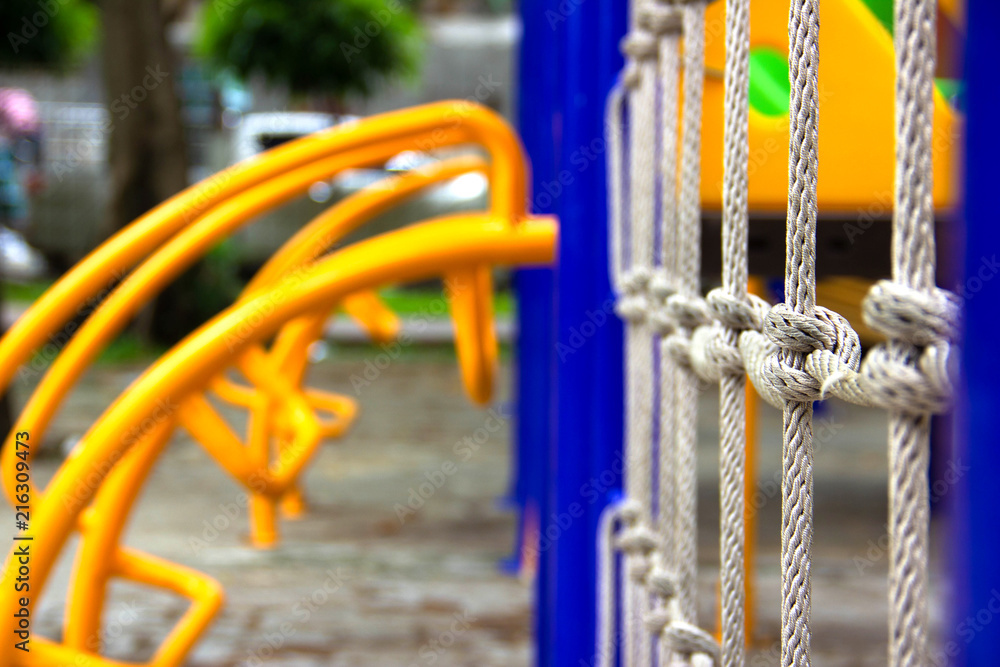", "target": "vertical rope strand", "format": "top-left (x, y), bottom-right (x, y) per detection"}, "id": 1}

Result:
top-left (656, 20), bottom-right (681, 575)
top-left (889, 0), bottom-right (936, 663)
top-left (782, 0), bottom-right (820, 665)
top-left (647, 5), bottom-right (684, 662)
top-left (719, 0), bottom-right (752, 662)
top-left (674, 1), bottom-right (708, 627)
top-left (622, 14), bottom-right (659, 665)
top-left (599, 82), bottom-right (628, 667)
